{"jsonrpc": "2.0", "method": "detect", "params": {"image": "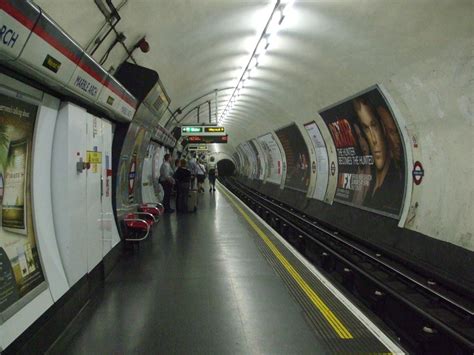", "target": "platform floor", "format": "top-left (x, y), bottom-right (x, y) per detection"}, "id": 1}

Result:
top-left (50, 182), bottom-right (402, 354)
